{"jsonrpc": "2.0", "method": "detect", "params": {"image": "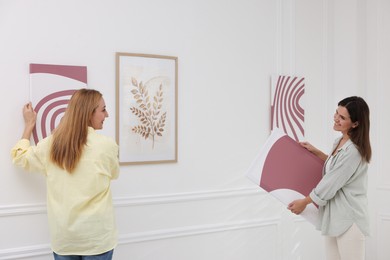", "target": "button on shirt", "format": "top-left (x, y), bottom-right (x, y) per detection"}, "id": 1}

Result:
top-left (309, 137), bottom-right (369, 237)
top-left (11, 127), bottom-right (119, 255)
